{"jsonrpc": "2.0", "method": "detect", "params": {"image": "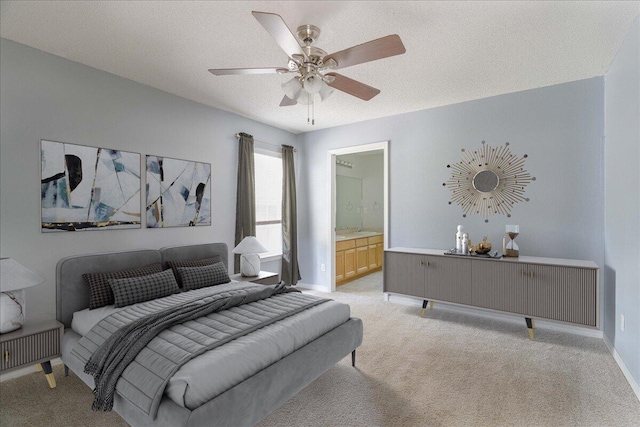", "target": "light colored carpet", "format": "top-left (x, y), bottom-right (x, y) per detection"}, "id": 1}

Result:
top-left (2, 276), bottom-right (638, 427)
